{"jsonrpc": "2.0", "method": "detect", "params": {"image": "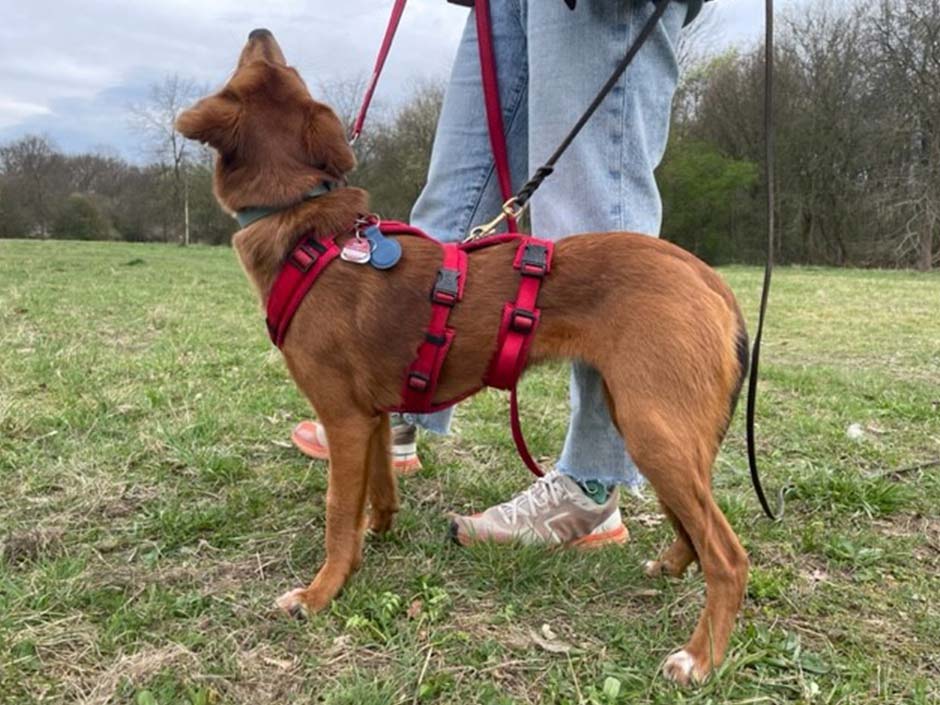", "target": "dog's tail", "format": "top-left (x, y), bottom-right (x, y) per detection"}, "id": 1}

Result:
top-left (719, 308), bottom-right (749, 444)
top-left (730, 313), bottom-right (750, 423)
